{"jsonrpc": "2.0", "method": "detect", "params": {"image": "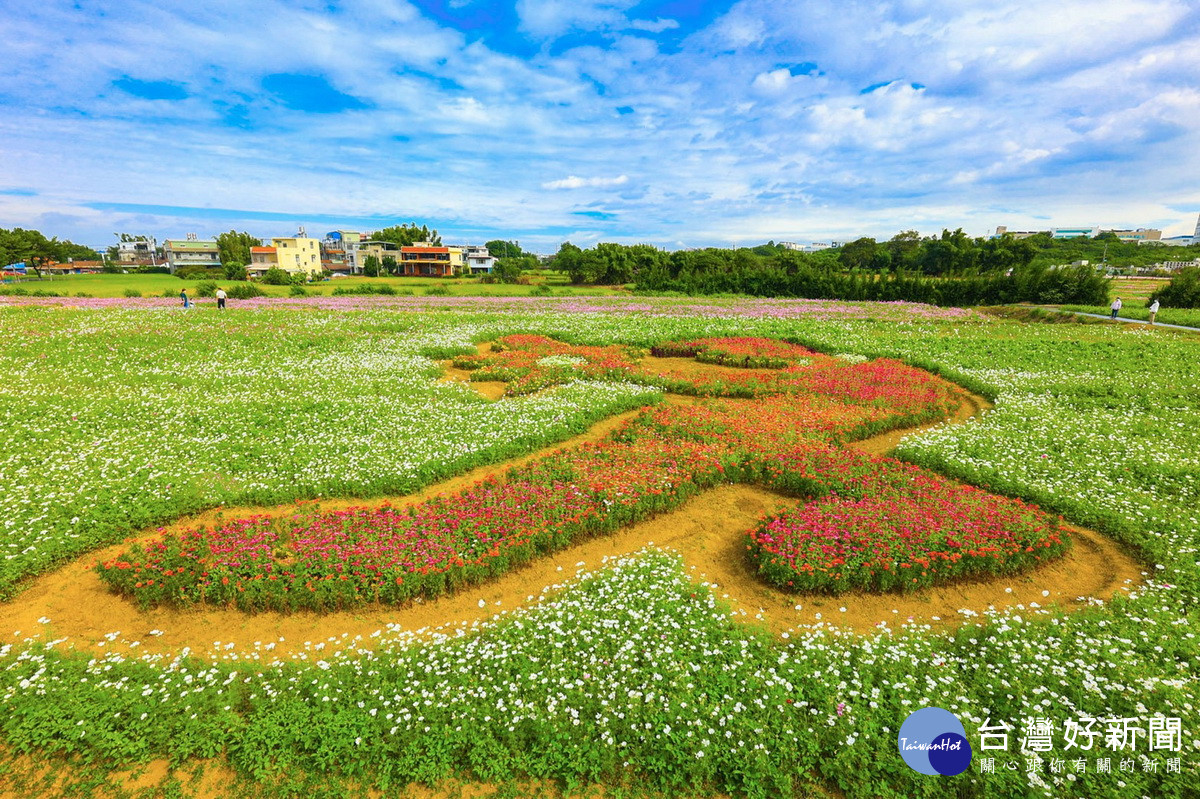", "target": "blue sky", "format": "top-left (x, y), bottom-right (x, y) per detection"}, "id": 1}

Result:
top-left (1, 0), bottom-right (1199, 251)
